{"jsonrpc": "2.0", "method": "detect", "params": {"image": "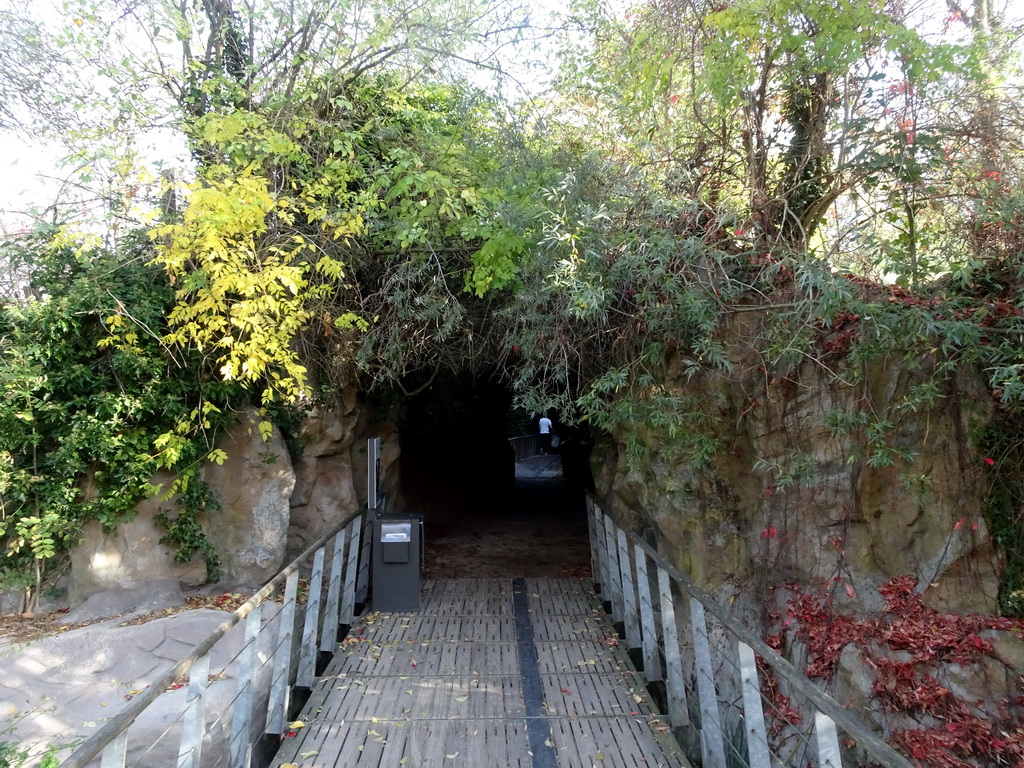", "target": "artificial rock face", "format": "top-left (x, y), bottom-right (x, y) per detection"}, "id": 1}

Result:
top-left (590, 313), bottom-right (1013, 761)
top-left (67, 391), bottom-right (401, 607)
top-left (592, 312), bottom-right (1001, 614)
top-left (204, 407), bottom-right (295, 585)
top-left (68, 472), bottom-right (206, 605)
